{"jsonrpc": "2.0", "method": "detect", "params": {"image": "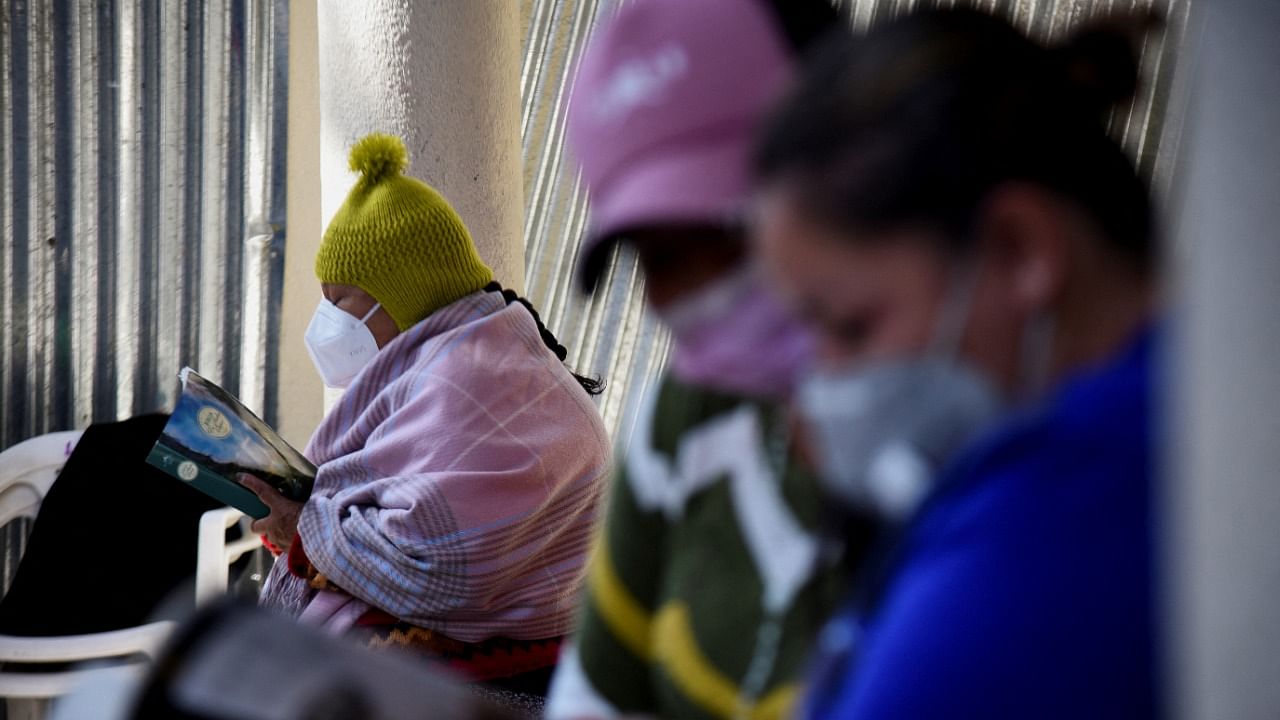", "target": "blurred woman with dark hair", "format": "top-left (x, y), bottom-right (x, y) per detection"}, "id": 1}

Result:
top-left (753, 9), bottom-right (1164, 718)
